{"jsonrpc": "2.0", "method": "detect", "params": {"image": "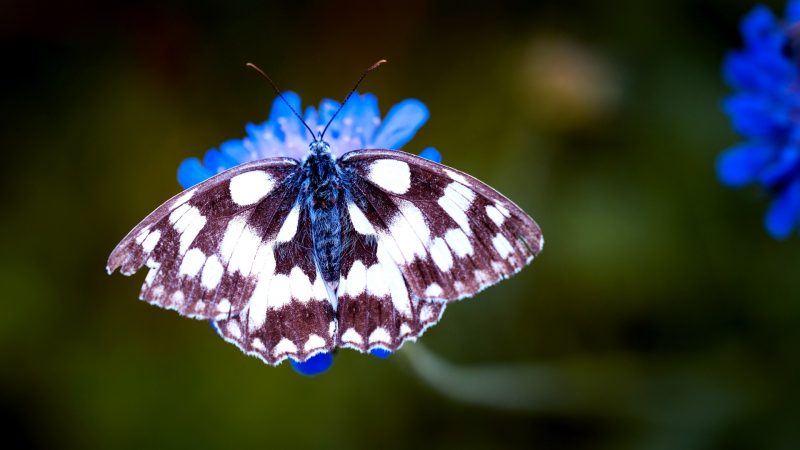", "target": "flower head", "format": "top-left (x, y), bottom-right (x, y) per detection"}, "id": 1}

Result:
top-left (184, 91), bottom-right (440, 375)
top-left (178, 91), bottom-right (440, 188)
top-left (719, 1), bottom-right (800, 238)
